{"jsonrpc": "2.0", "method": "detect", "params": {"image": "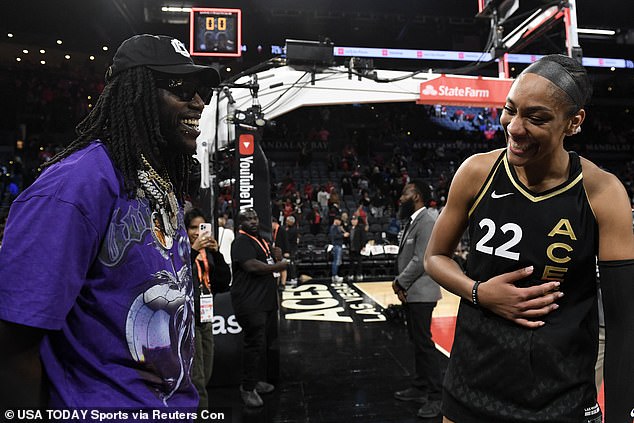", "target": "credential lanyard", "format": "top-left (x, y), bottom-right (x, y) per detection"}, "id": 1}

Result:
top-left (195, 251), bottom-right (211, 291)
top-left (239, 230), bottom-right (271, 258)
top-left (272, 226), bottom-right (279, 247)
